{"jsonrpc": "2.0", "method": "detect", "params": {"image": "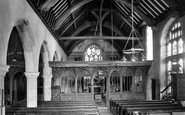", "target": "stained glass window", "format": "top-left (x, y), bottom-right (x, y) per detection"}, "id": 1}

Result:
top-left (178, 59), bottom-right (183, 73)
top-left (85, 45), bottom-right (103, 61)
top-left (167, 43), bottom-right (171, 56)
top-left (166, 21), bottom-right (184, 93)
top-left (172, 41), bottom-right (177, 55)
top-left (178, 38), bottom-right (183, 54)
